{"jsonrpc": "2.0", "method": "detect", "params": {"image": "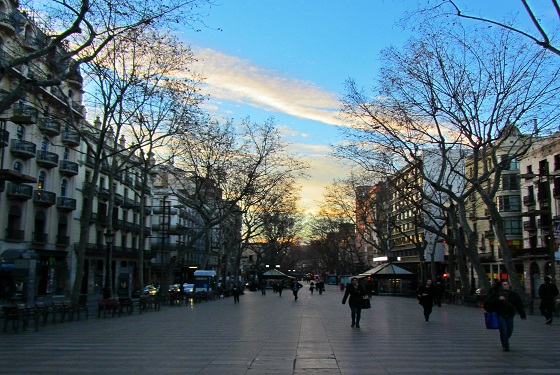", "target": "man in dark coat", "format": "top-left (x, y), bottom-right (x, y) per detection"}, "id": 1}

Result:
top-left (342, 277), bottom-right (366, 328)
top-left (417, 279), bottom-right (435, 321)
top-left (484, 280), bottom-right (526, 352)
top-left (538, 276), bottom-right (559, 324)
